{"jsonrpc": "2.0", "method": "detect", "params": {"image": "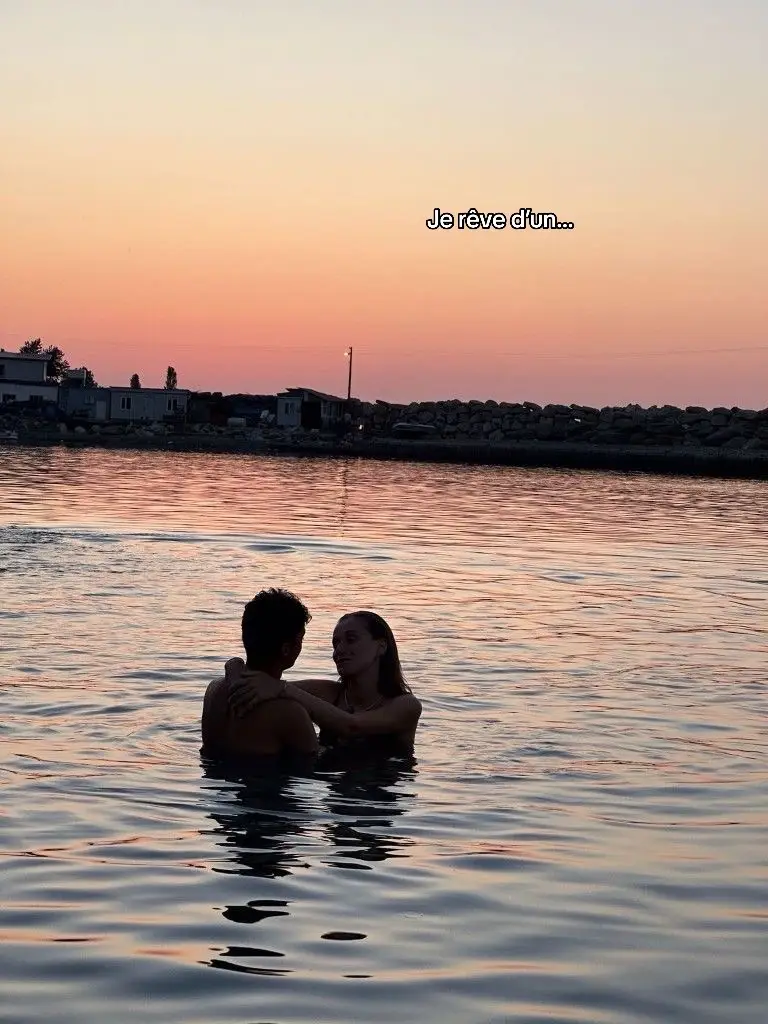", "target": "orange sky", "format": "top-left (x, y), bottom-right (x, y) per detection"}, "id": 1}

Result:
top-left (2, 1), bottom-right (766, 407)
